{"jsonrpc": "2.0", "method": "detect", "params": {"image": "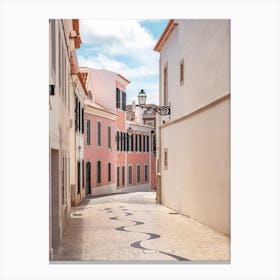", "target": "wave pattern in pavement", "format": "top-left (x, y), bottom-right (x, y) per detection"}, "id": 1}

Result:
top-left (106, 206), bottom-right (190, 261)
